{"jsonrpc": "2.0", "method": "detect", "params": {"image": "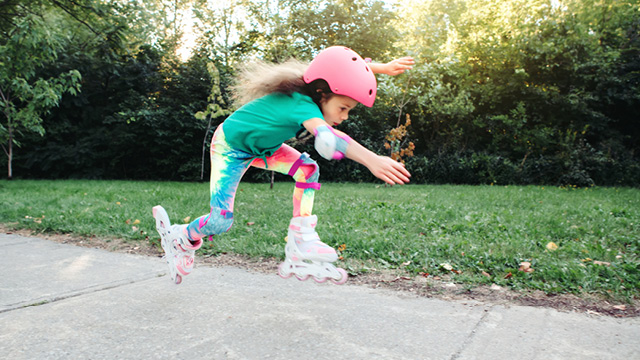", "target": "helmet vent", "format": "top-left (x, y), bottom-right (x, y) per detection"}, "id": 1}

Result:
top-left (369, 89), bottom-right (373, 95)
top-left (351, 57), bottom-right (357, 61)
